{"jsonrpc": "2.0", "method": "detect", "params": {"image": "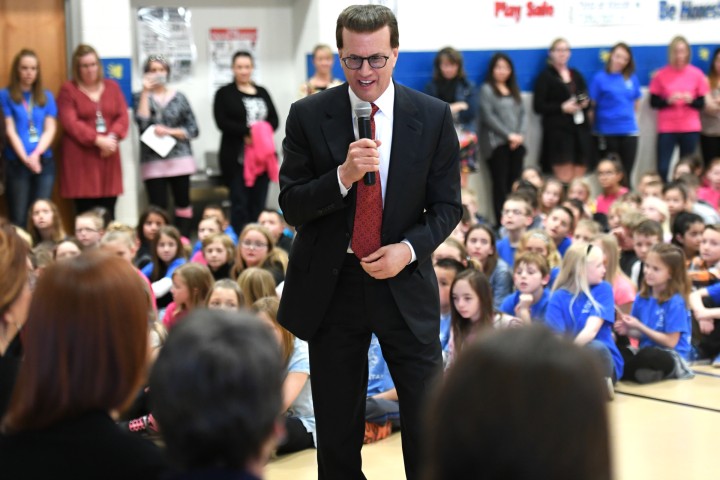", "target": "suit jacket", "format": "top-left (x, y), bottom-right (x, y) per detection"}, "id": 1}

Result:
top-left (278, 82), bottom-right (462, 343)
